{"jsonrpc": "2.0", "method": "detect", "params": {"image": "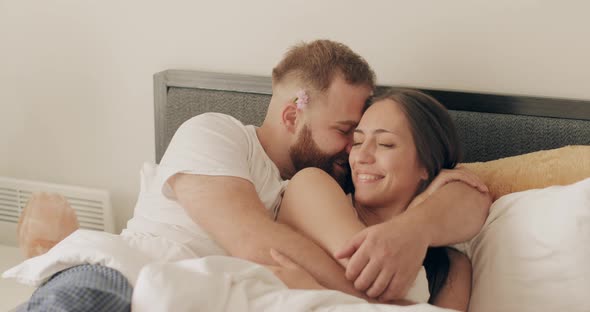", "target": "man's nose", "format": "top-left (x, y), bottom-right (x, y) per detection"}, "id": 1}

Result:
top-left (345, 141), bottom-right (353, 154)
